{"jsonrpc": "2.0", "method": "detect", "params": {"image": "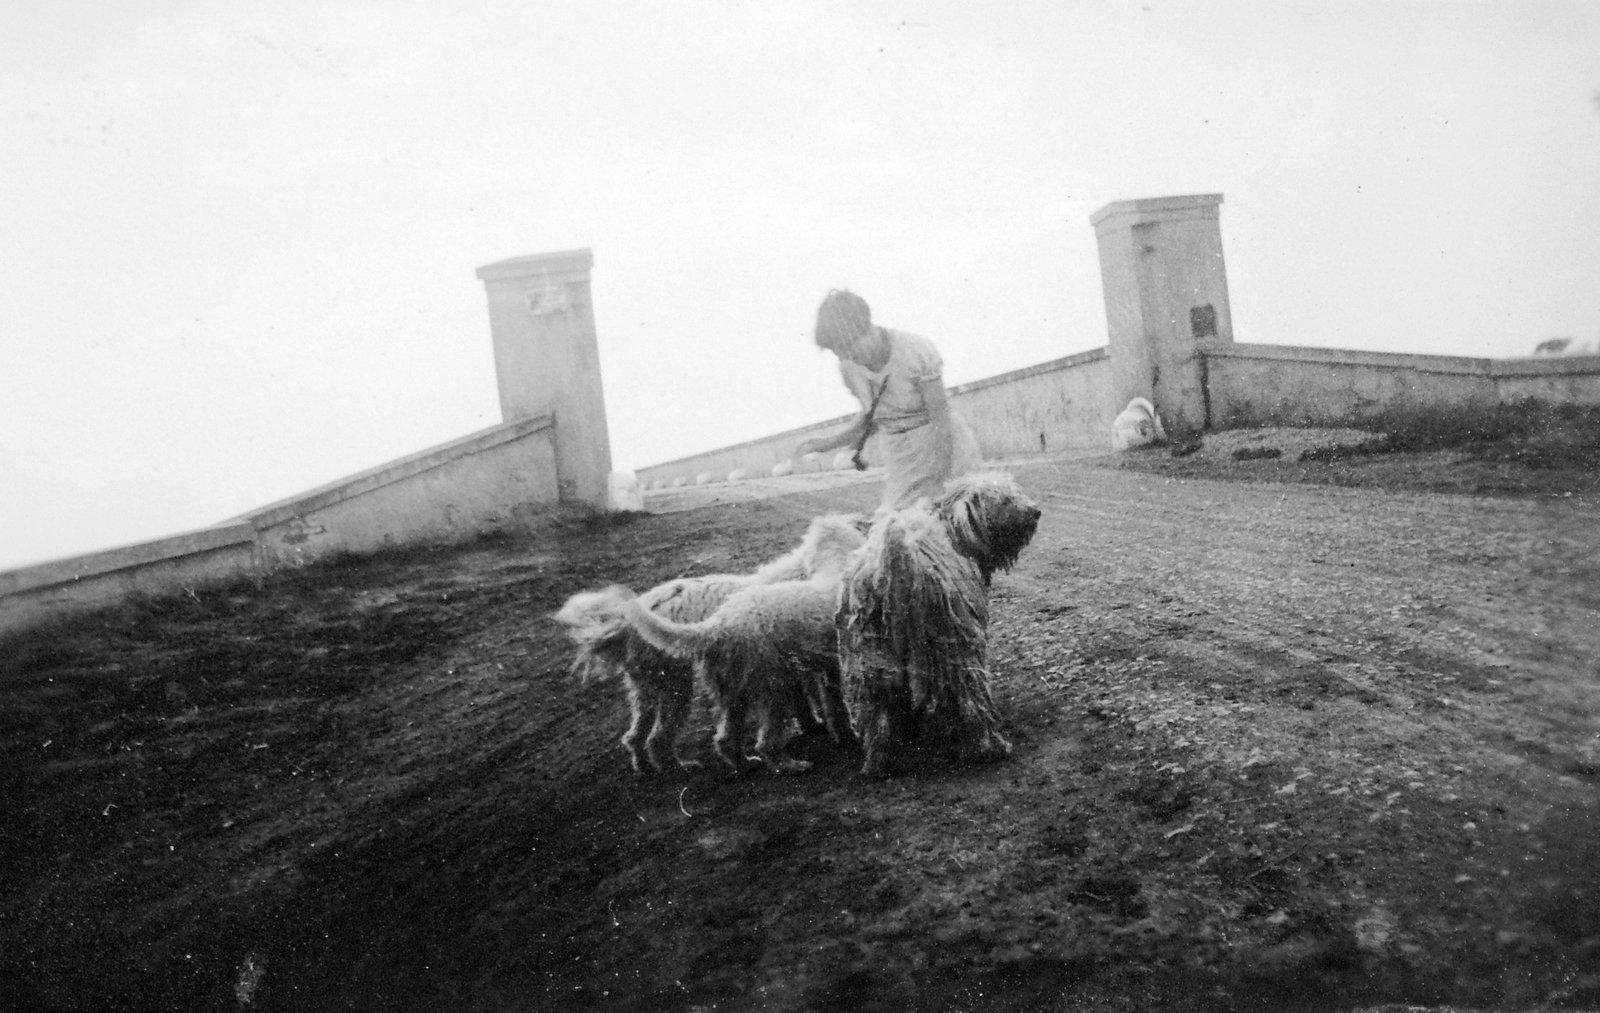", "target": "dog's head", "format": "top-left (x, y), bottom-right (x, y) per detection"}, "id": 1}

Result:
top-left (936, 472), bottom-right (1041, 582)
